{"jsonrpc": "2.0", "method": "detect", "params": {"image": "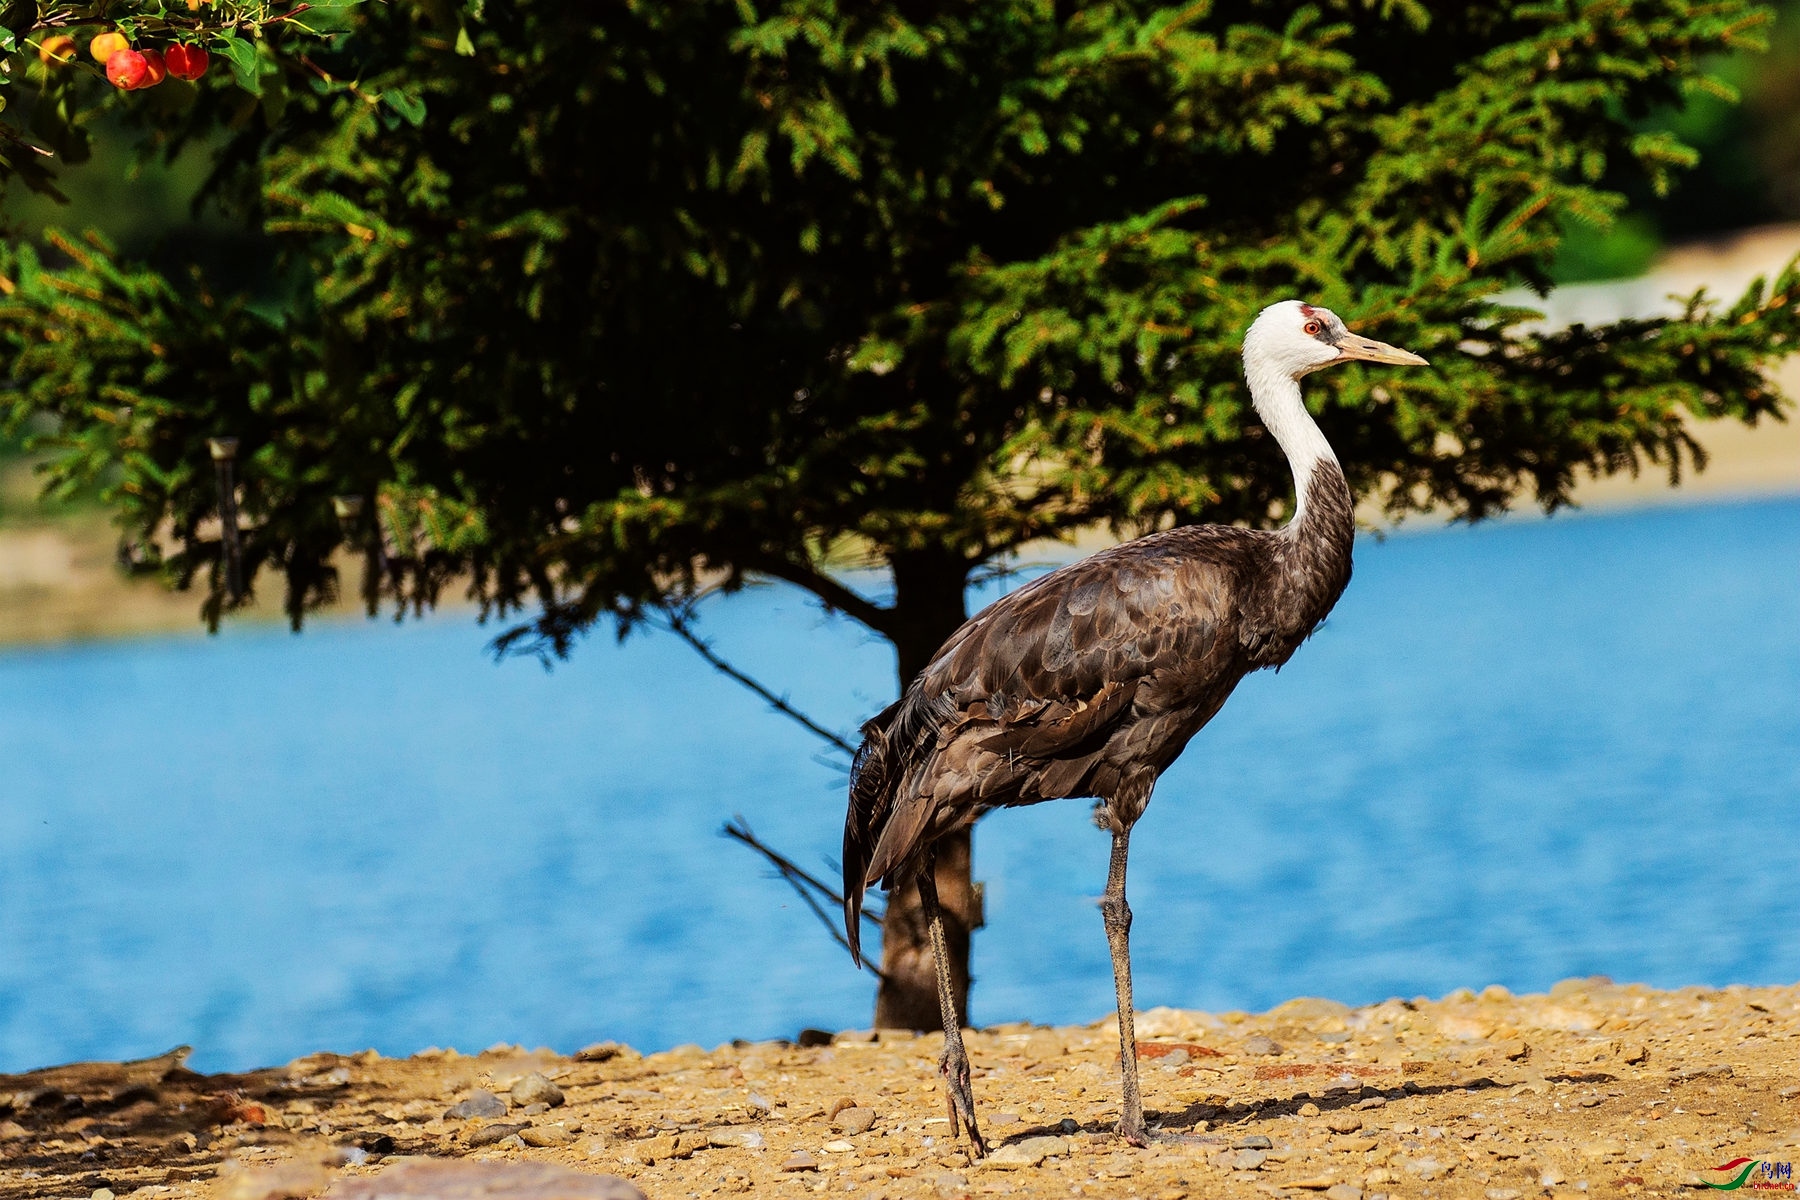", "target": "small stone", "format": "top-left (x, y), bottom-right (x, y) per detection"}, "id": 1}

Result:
top-left (1325, 1186), bottom-right (1363, 1200)
top-left (1672, 1064), bottom-right (1732, 1081)
top-left (1326, 1114), bottom-right (1363, 1134)
top-left (1299, 1102), bottom-right (1321, 1117)
top-left (574, 1041), bottom-right (625, 1062)
top-left (933, 1171), bottom-right (970, 1199)
top-left (511, 1072), bottom-right (565, 1108)
top-left (1285, 1175), bottom-right (1338, 1189)
top-left (446, 1090), bottom-right (508, 1119)
top-left (1355, 1096), bottom-right (1387, 1110)
top-left (1540, 1167), bottom-right (1568, 1186)
top-left (521, 1125), bottom-right (576, 1147)
top-left (1578, 1138), bottom-right (1624, 1159)
top-left (1243, 1035), bottom-right (1283, 1056)
top-left (985, 1135), bottom-right (1069, 1168)
top-left (1402, 1157), bottom-right (1446, 1181)
top-left (825, 1095), bottom-right (859, 1121)
top-left (1578, 1095), bottom-right (1603, 1108)
top-left (708, 1128), bottom-right (765, 1149)
top-left (782, 1150), bottom-right (820, 1172)
top-left (517, 1102), bottom-right (549, 1116)
top-left (468, 1122), bottom-right (529, 1147)
top-left (674, 1131), bottom-right (708, 1156)
top-left (823, 1139), bottom-right (856, 1153)
top-left (988, 1112), bottom-right (1022, 1127)
top-left (1621, 1043), bottom-right (1648, 1064)
top-left (1498, 1039), bottom-right (1529, 1061)
top-left (1232, 1149), bottom-right (1269, 1170)
top-left (638, 1134), bottom-right (679, 1163)
top-left (832, 1106), bottom-right (877, 1135)
top-left (0, 1121), bottom-right (26, 1140)
top-left (1234, 1135), bottom-right (1274, 1150)
top-left (796, 1029), bottom-right (834, 1047)
top-left (92, 1191), bottom-right (116, 1200)
top-left (1486, 1189), bottom-right (1524, 1200)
